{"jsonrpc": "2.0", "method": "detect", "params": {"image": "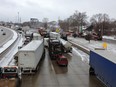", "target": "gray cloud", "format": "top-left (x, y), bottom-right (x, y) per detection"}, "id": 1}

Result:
top-left (0, 0), bottom-right (116, 22)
